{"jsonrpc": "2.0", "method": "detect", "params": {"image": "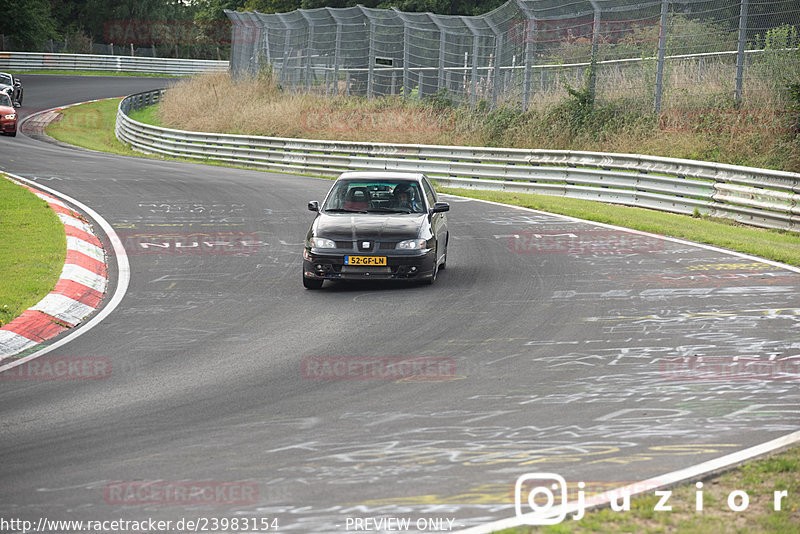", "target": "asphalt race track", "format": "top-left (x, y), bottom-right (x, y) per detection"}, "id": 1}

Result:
top-left (1, 75), bottom-right (799, 533)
